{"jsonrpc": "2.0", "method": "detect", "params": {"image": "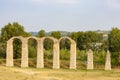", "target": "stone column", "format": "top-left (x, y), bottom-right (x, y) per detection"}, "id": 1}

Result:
top-left (105, 50), bottom-right (111, 70)
top-left (6, 40), bottom-right (14, 67)
top-left (37, 39), bottom-right (44, 68)
top-left (87, 49), bottom-right (94, 70)
top-left (21, 38), bottom-right (28, 67)
top-left (53, 41), bottom-right (60, 69)
top-left (70, 42), bottom-right (76, 69)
